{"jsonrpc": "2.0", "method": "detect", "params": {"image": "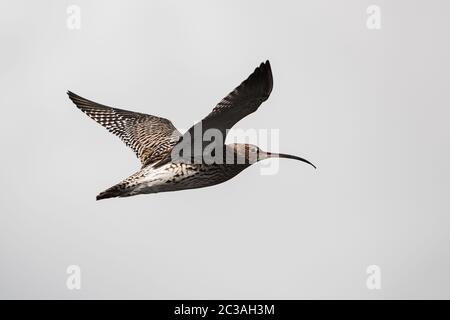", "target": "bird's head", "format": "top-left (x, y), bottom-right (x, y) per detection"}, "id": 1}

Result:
top-left (230, 143), bottom-right (316, 168)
